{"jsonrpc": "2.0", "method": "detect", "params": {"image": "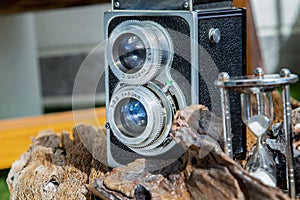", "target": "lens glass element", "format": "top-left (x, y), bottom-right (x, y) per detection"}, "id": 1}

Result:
top-left (114, 33), bottom-right (146, 73)
top-left (115, 98), bottom-right (148, 138)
